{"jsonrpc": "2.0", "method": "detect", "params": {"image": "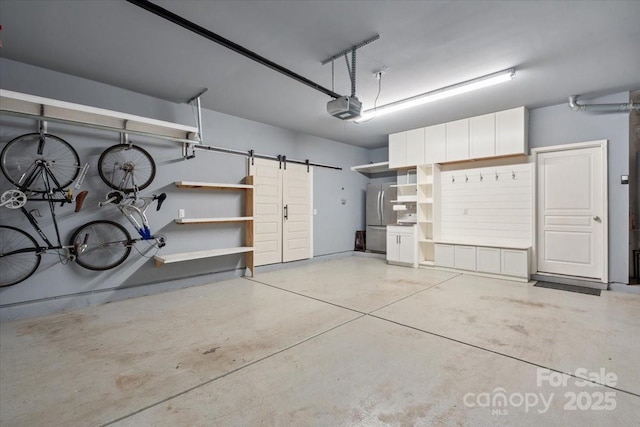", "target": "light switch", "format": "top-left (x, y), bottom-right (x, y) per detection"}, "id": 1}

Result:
top-left (621, 175), bottom-right (629, 185)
